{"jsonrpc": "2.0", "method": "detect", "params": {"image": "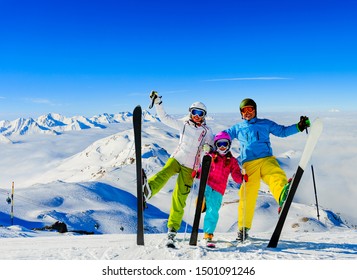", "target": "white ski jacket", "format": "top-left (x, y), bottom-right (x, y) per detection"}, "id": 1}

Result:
top-left (155, 103), bottom-right (214, 170)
